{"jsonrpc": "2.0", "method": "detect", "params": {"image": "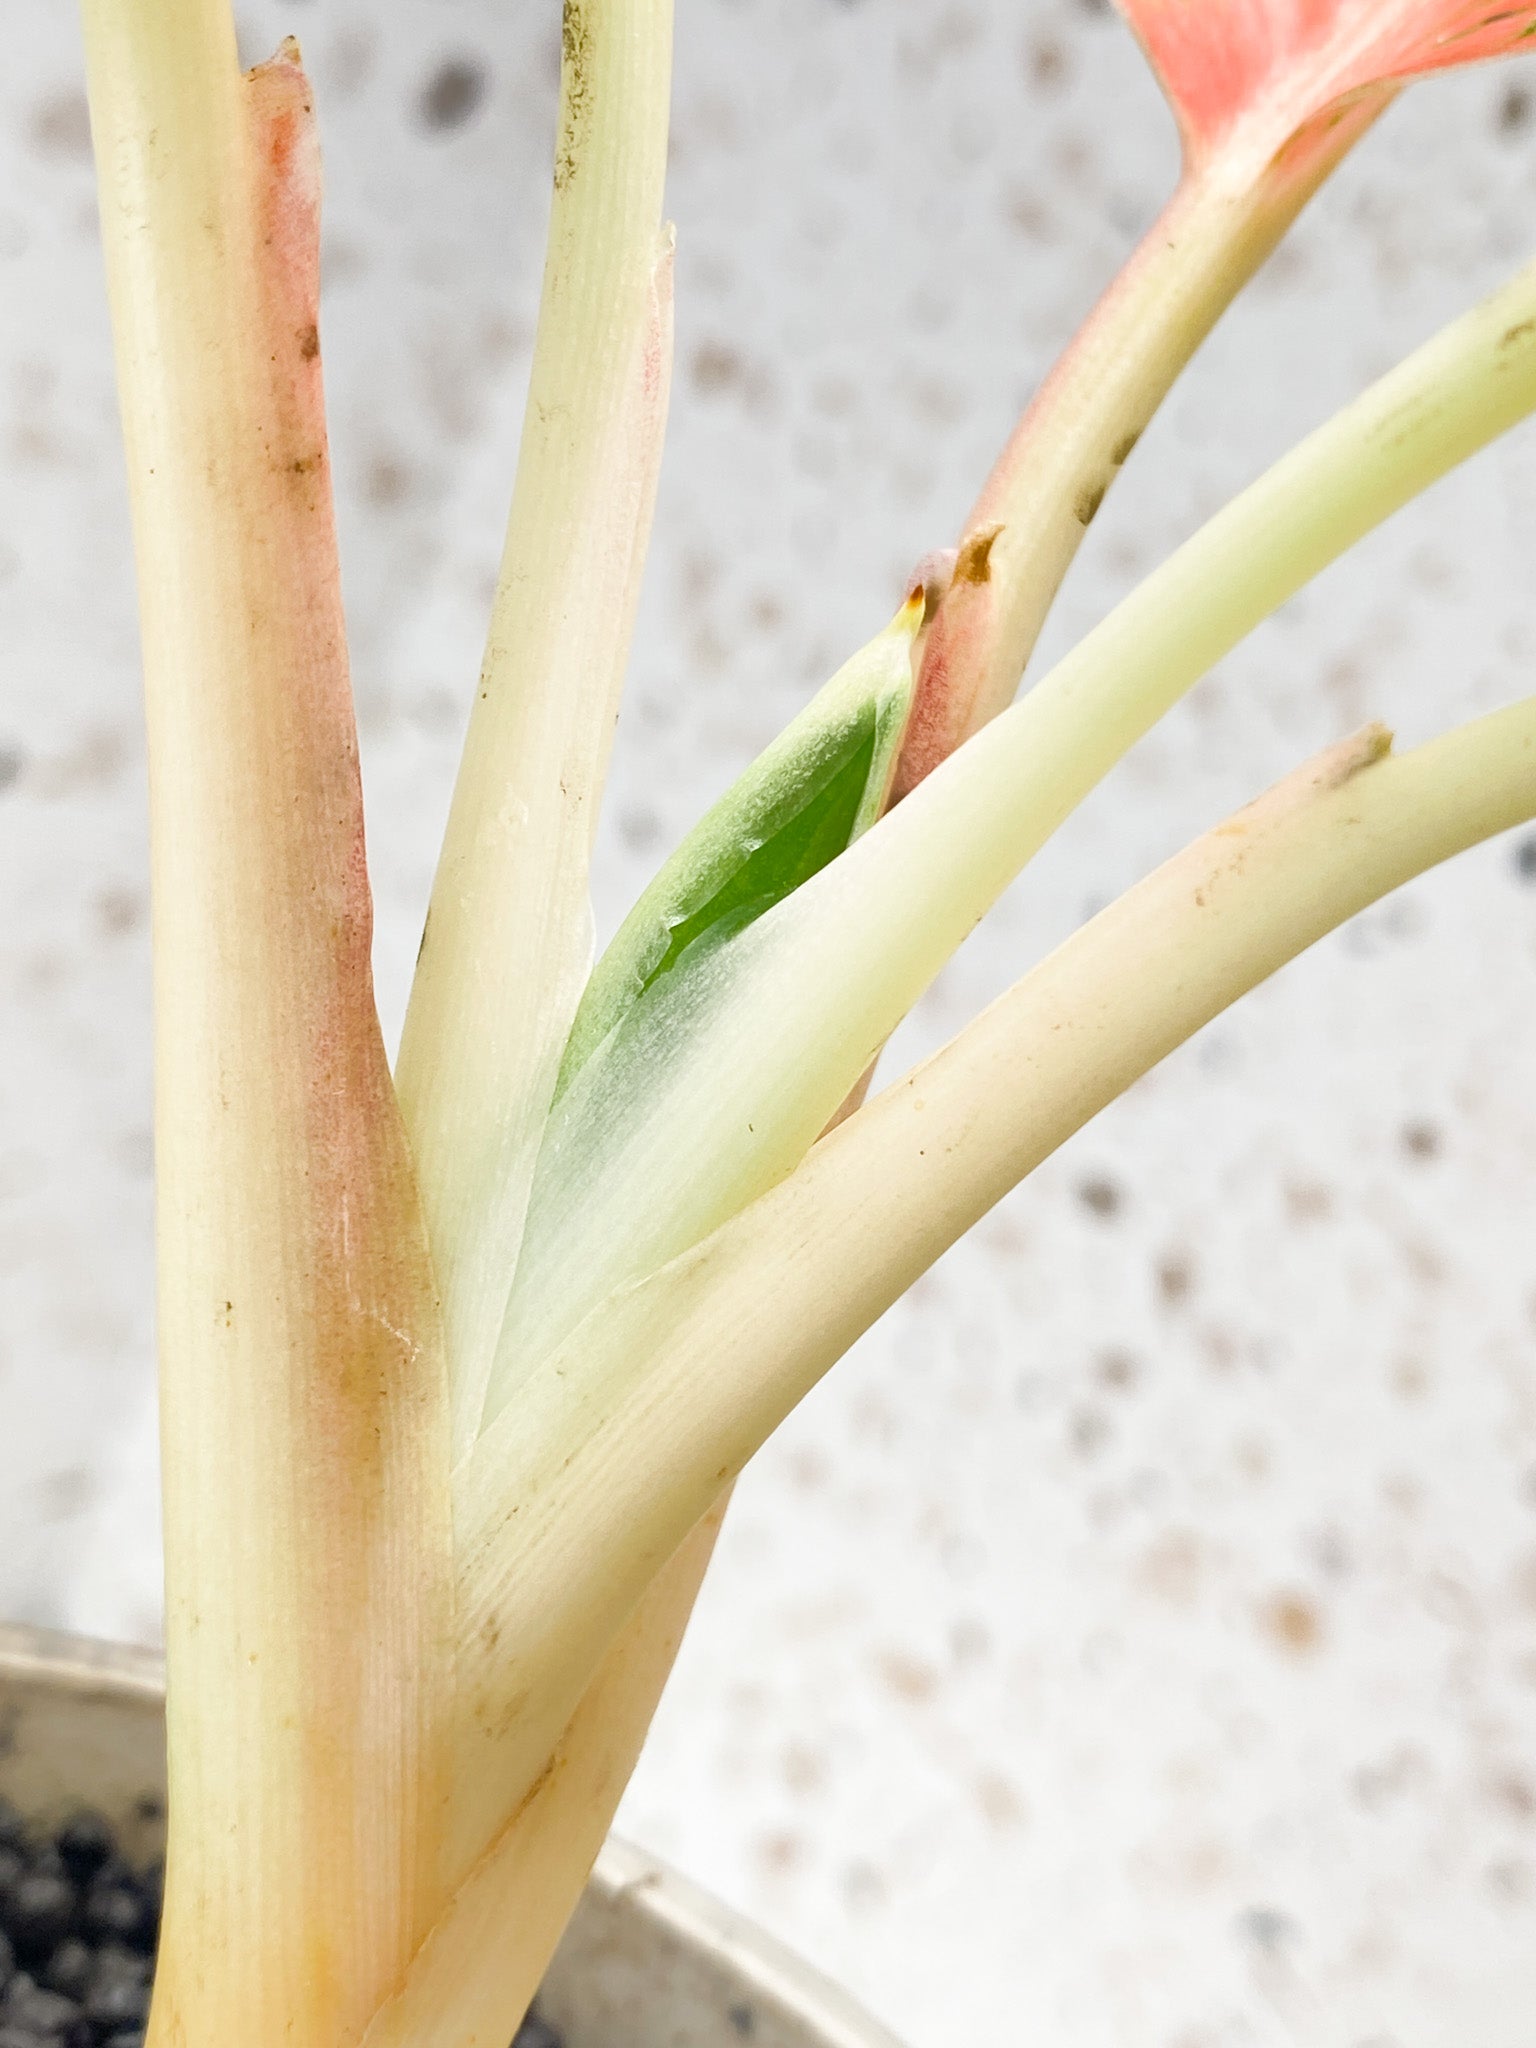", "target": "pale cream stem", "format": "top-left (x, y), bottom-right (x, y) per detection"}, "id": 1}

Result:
top-left (396, 0), bottom-right (675, 1459)
top-left (83, 10), bottom-right (454, 2046)
top-left (455, 701), bottom-right (1536, 1805)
